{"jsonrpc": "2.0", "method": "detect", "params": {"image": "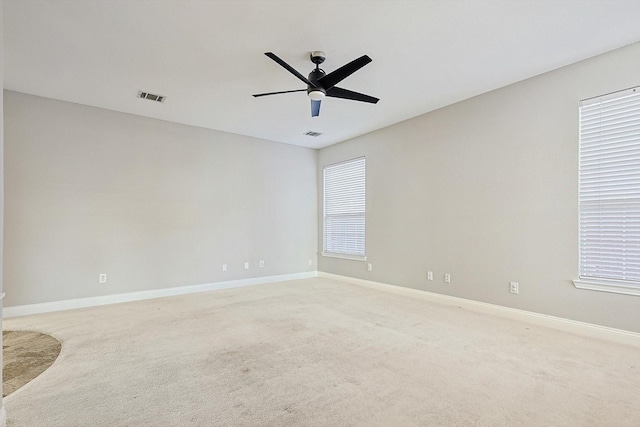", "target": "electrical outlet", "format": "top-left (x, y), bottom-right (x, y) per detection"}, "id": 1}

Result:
top-left (259, 260), bottom-right (265, 268)
top-left (444, 273), bottom-right (451, 283)
top-left (427, 271), bottom-right (433, 281)
top-left (510, 281), bottom-right (519, 294)
top-left (222, 264), bottom-right (227, 272)
top-left (367, 263), bottom-right (373, 272)
top-left (308, 259), bottom-right (313, 266)
top-left (244, 262), bottom-right (249, 270)
top-left (99, 273), bottom-right (107, 284)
